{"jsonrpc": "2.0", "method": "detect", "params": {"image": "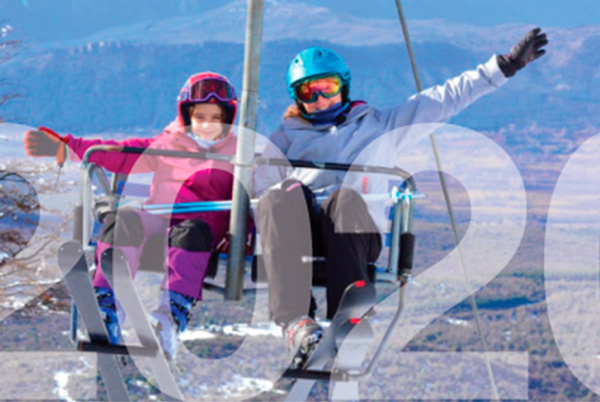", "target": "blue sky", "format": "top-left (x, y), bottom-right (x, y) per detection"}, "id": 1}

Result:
top-left (3, 0), bottom-right (599, 33)
top-left (315, 0), bottom-right (600, 28)
top-left (0, 1), bottom-right (596, 45)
